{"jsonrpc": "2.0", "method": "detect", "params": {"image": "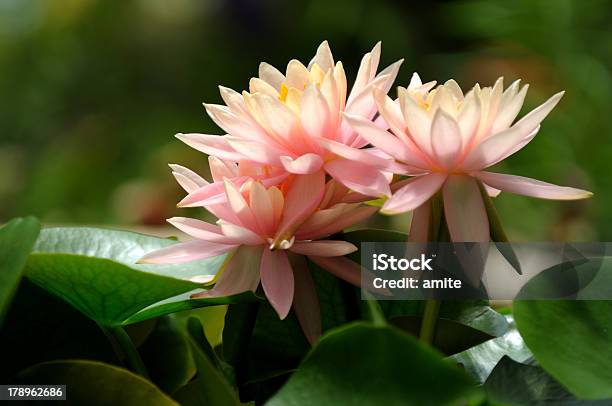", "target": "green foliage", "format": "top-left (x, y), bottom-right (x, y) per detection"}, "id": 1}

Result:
top-left (0, 217), bottom-right (40, 325)
top-left (24, 227), bottom-right (226, 326)
top-left (514, 301), bottom-right (612, 400)
top-left (15, 360), bottom-right (178, 406)
top-left (267, 322), bottom-right (482, 406)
